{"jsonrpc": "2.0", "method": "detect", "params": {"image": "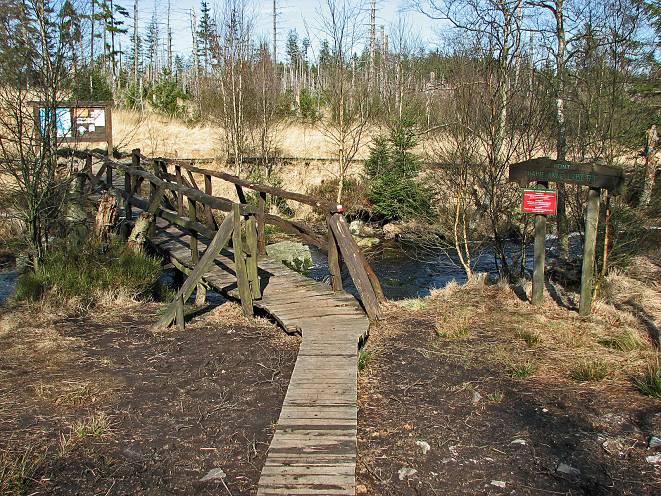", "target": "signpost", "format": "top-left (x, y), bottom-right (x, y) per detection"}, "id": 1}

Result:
top-left (510, 157), bottom-right (624, 315)
top-left (32, 101), bottom-right (114, 155)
